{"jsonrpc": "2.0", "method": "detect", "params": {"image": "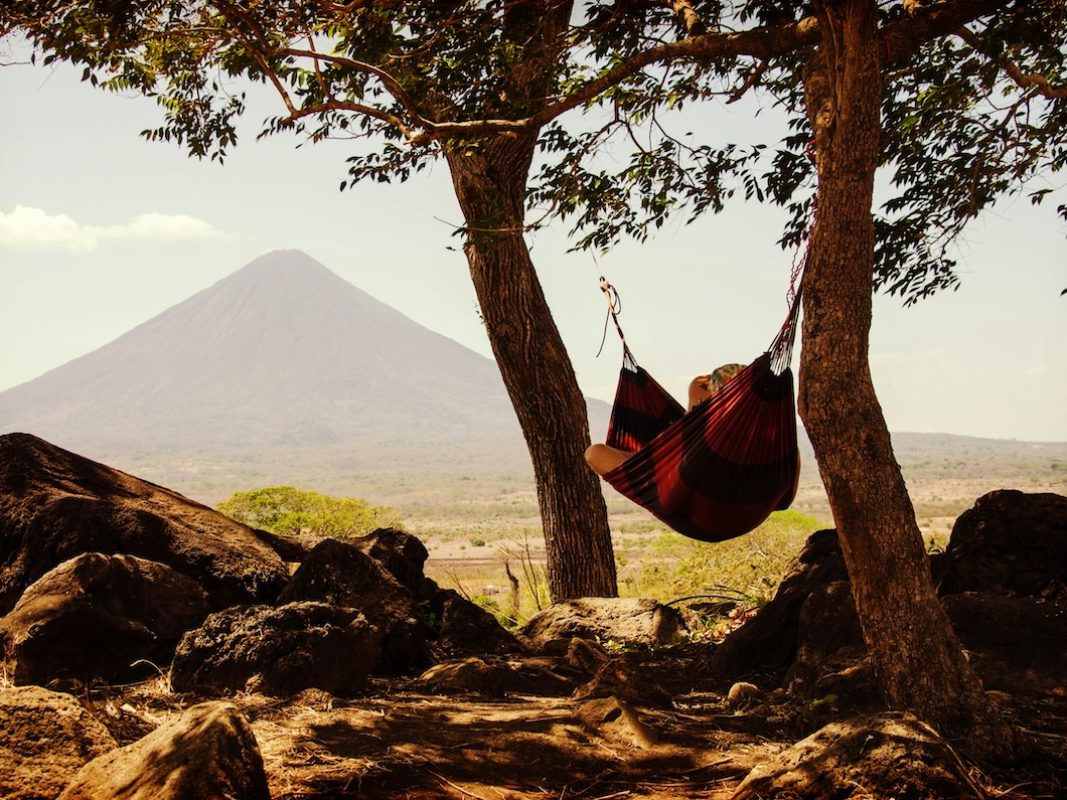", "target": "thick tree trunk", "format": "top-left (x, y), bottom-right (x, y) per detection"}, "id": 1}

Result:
top-left (798, 0), bottom-right (1007, 756)
top-left (445, 135), bottom-right (618, 601)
